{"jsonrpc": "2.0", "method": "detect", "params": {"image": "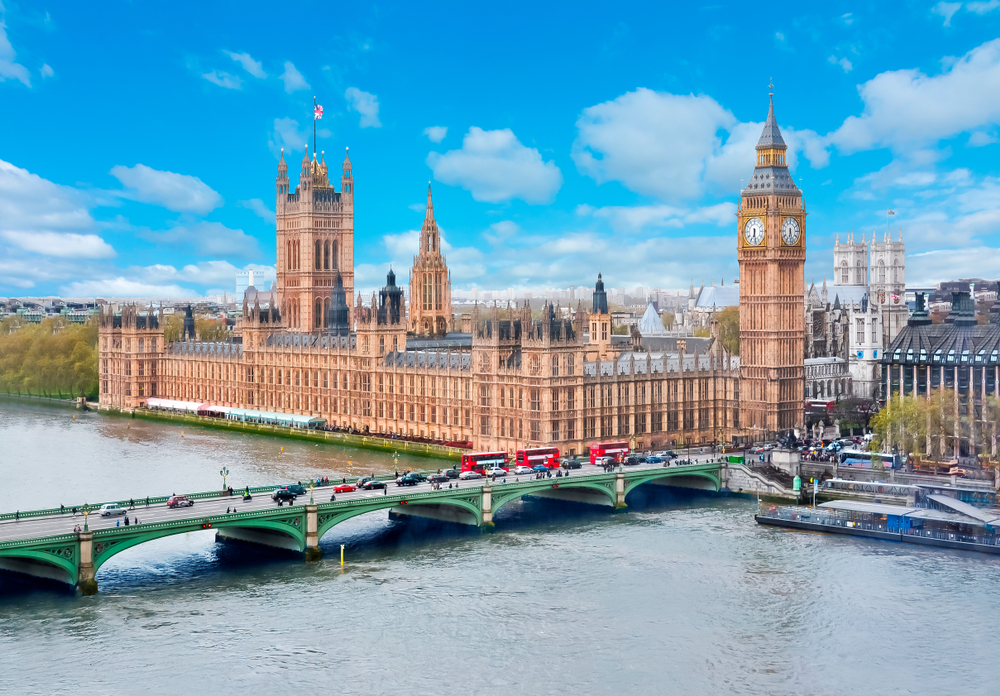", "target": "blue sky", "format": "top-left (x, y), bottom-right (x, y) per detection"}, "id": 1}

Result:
top-left (2, 0), bottom-right (1000, 298)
